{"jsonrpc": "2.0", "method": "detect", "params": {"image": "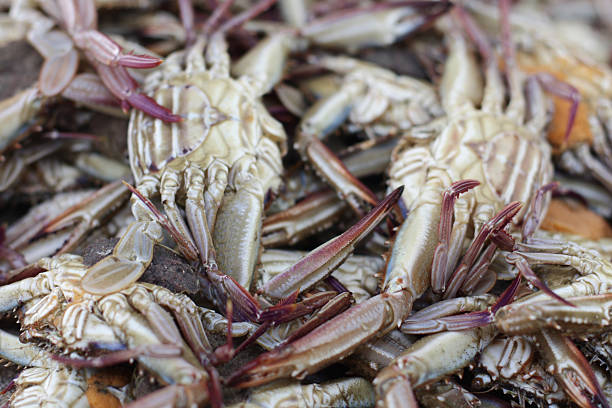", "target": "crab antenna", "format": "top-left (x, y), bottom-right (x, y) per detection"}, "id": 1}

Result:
top-left (218, 0), bottom-right (278, 33)
top-left (202, 0), bottom-right (235, 36)
top-left (454, 4), bottom-right (493, 64)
